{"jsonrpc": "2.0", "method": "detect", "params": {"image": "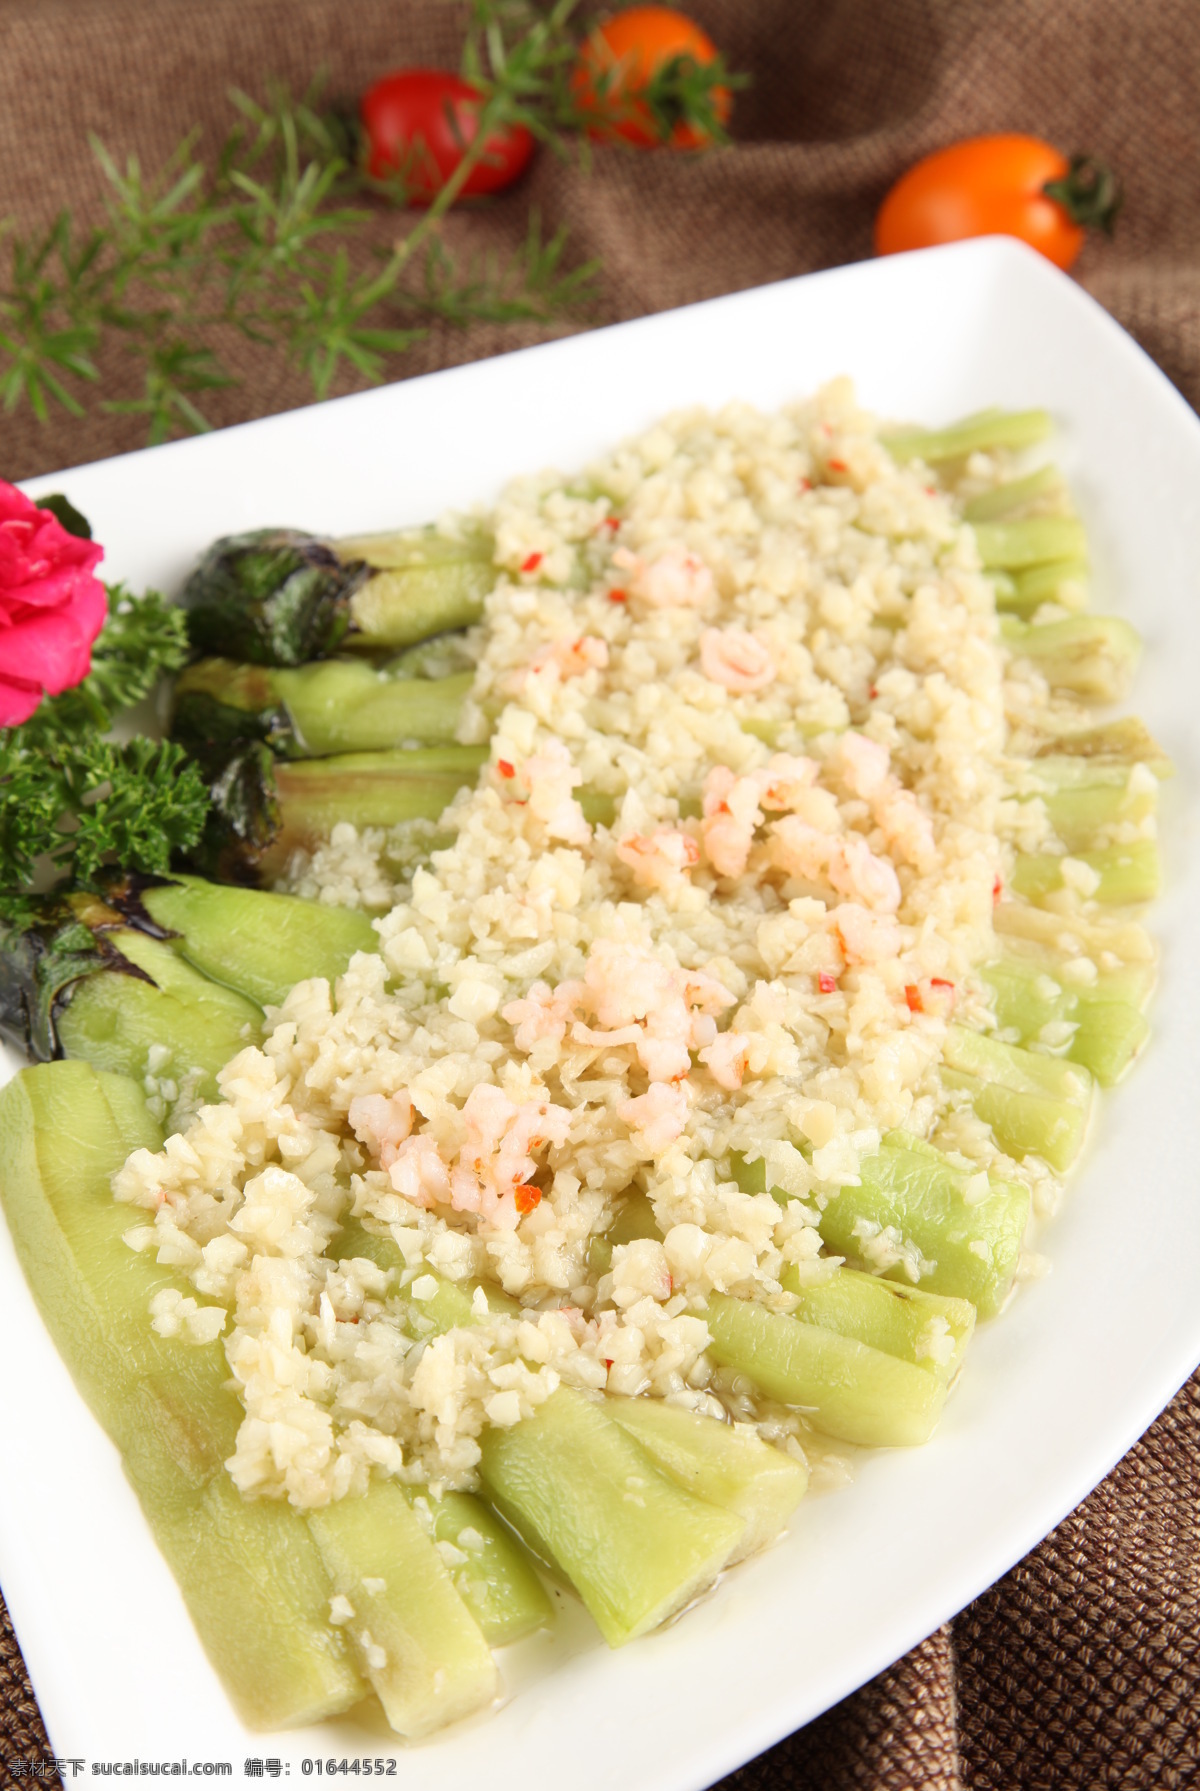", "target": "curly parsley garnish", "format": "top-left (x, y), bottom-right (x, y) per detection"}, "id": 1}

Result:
top-left (0, 583), bottom-right (208, 917)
